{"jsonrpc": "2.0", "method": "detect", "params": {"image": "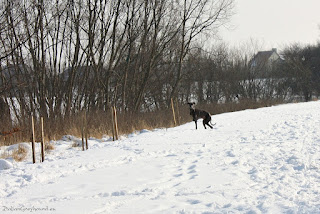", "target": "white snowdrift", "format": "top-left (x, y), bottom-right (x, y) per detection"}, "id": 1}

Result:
top-left (0, 159), bottom-right (13, 170)
top-left (1, 101), bottom-right (320, 213)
